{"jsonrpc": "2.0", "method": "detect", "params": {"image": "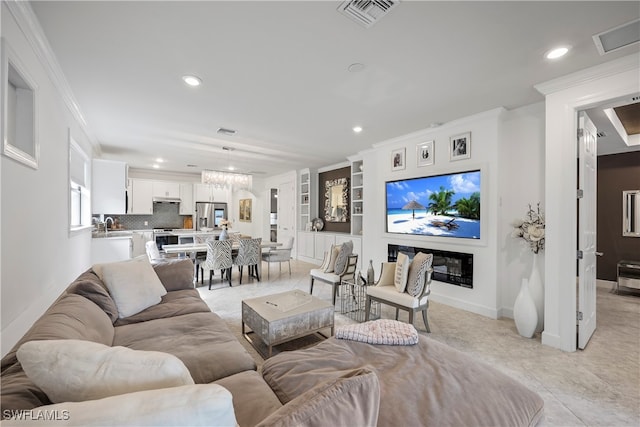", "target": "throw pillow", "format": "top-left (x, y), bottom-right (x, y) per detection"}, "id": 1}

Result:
top-left (98, 257), bottom-right (167, 318)
top-left (17, 339), bottom-right (194, 404)
top-left (5, 384), bottom-right (237, 427)
top-left (406, 252), bottom-right (433, 297)
top-left (333, 241), bottom-right (353, 275)
top-left (394, 252), bottom-right (411, 292)
top-left (256, 369), bottom-right (380, 427)
top-left (323, 244), bottom-right (342, 273)
top-left (152, 258), bottom-right (195, 292)
top-left (376, 262), bottom-right (396, 286)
